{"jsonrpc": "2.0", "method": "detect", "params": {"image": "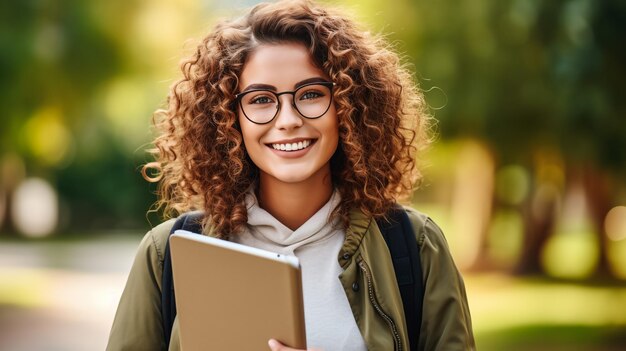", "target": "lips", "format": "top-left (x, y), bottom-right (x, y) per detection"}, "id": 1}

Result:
top-left (266, 138), bottom-right (317, 152)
